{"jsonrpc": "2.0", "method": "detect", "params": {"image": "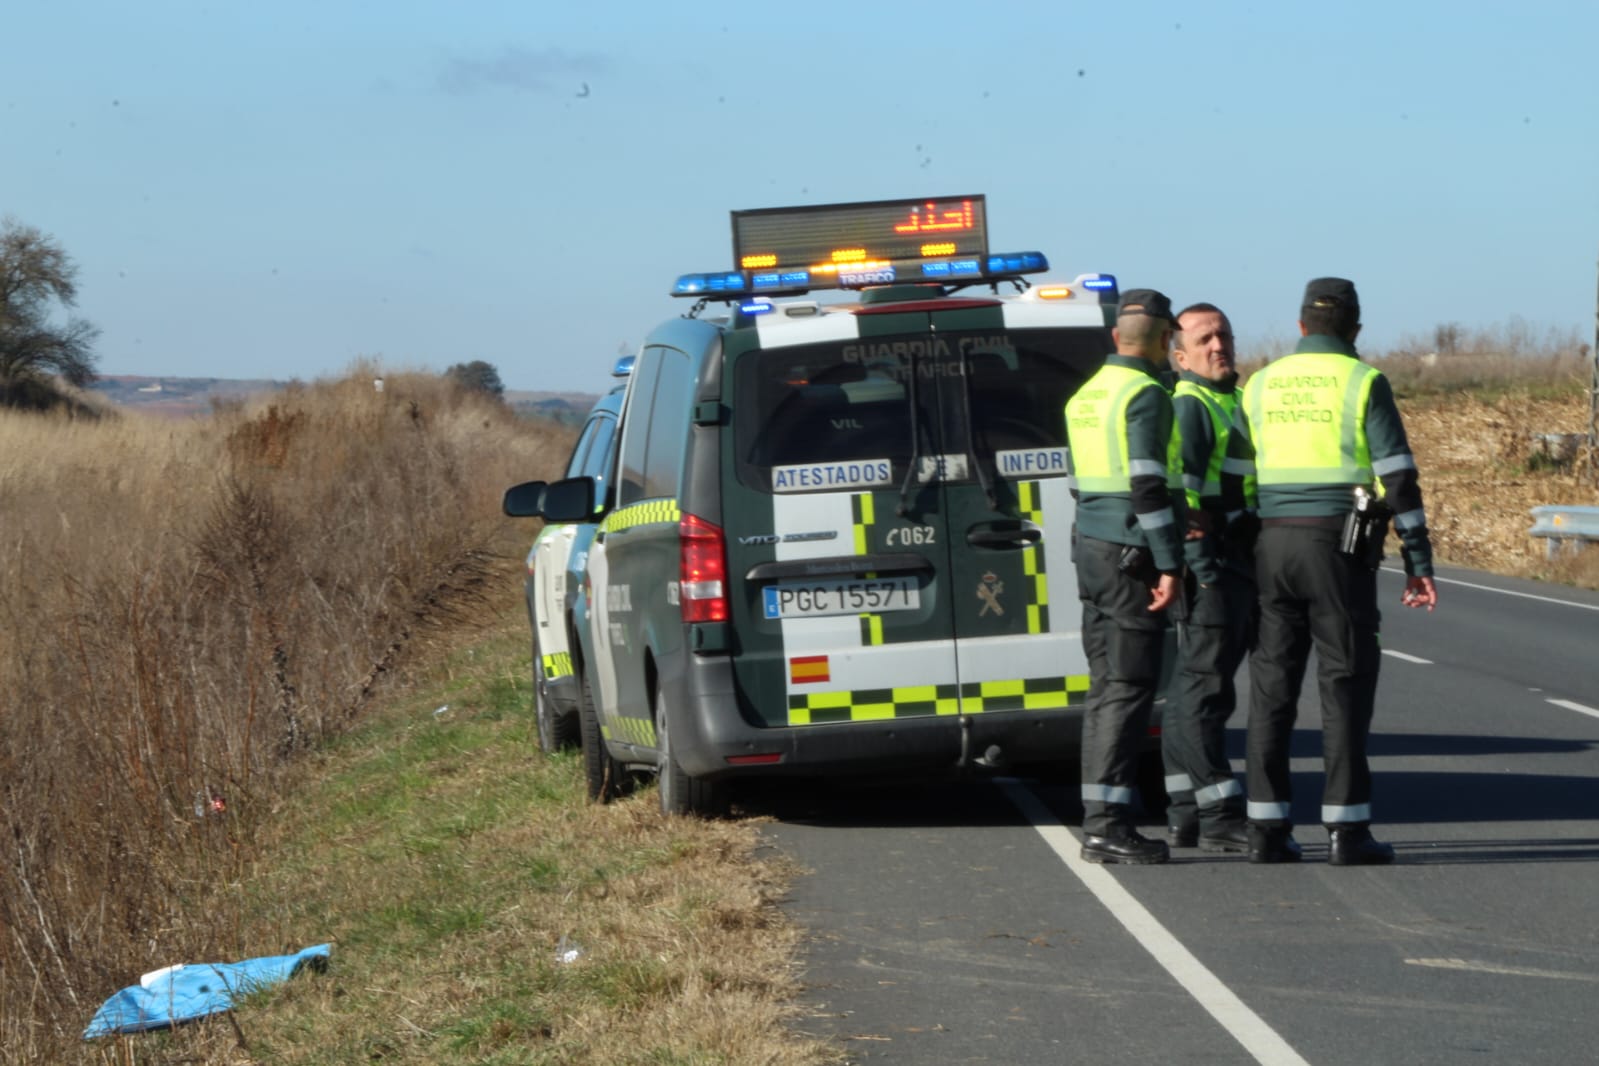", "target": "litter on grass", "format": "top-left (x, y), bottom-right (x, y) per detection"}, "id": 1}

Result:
top-left (83, 943), bottom-right (331, 1038)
